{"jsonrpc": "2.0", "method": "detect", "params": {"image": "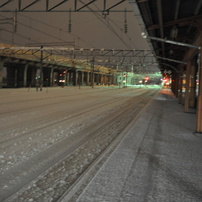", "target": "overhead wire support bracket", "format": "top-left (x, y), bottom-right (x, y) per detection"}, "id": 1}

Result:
top-left (0, 0), bottom-right (14, 8)
top-left (12, 49), bottom-right (21, 54)
top-left (23, 49), bottom-right (32, 54)
top-left (133, 50), bottom-right (143, 57)
top-left (102, 0), bottom-right (126, 16)
top-left (19, 0), bottom-right (41, 11)
top-left (46, 0), bottom-right (69, 12)
top-left (112, 50), bottom-right (122, 56)
top-left (75, 0), bottom-right (96, 12)
top-left (123, 50), bottom-right (131, 57)
top-left (0, 0), bottom-right (132, 12)
top-left (104, 0), bottom-right (126, 13)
